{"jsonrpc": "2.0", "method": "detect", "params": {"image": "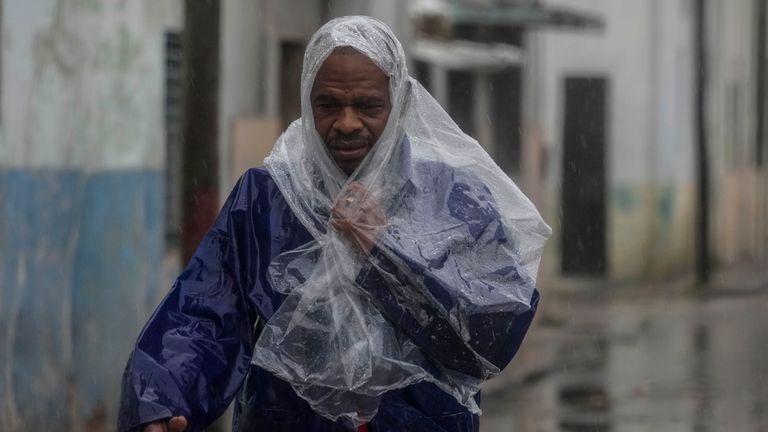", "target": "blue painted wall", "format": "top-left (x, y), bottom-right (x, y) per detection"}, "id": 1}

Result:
top-left (0, 169), bottom-right (164, 429)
